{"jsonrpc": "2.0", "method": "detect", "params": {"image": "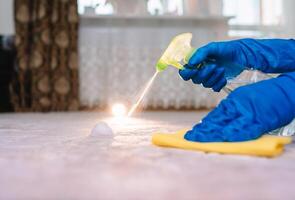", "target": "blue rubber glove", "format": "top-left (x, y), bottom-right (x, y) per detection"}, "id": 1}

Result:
top-left (179, 38), bottom-right (295, 92)
top-left (184, 72), bottom-right (295, 142)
